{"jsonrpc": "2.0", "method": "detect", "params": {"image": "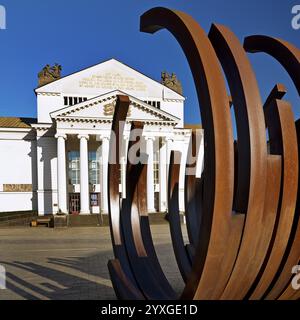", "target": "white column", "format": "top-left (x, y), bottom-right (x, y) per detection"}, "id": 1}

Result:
top-left (146, 136), bottom-right (156, 213)
top-left (159, 138), bottom-right (167, 212)
top-left (78, 135), bottom-right (90, 214)
top-left (101, 136), bottom-right (110, 214)
top-left (196, 132), bottom-right (205, 178)
top-left (55, 134), bottom-right (68, 214)
top-left (166, 137), bottom-right (173, 213)
top-left (166, 137), bottom-right (173, 165)
top-left (179, 141), bottom-right (189, 212)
